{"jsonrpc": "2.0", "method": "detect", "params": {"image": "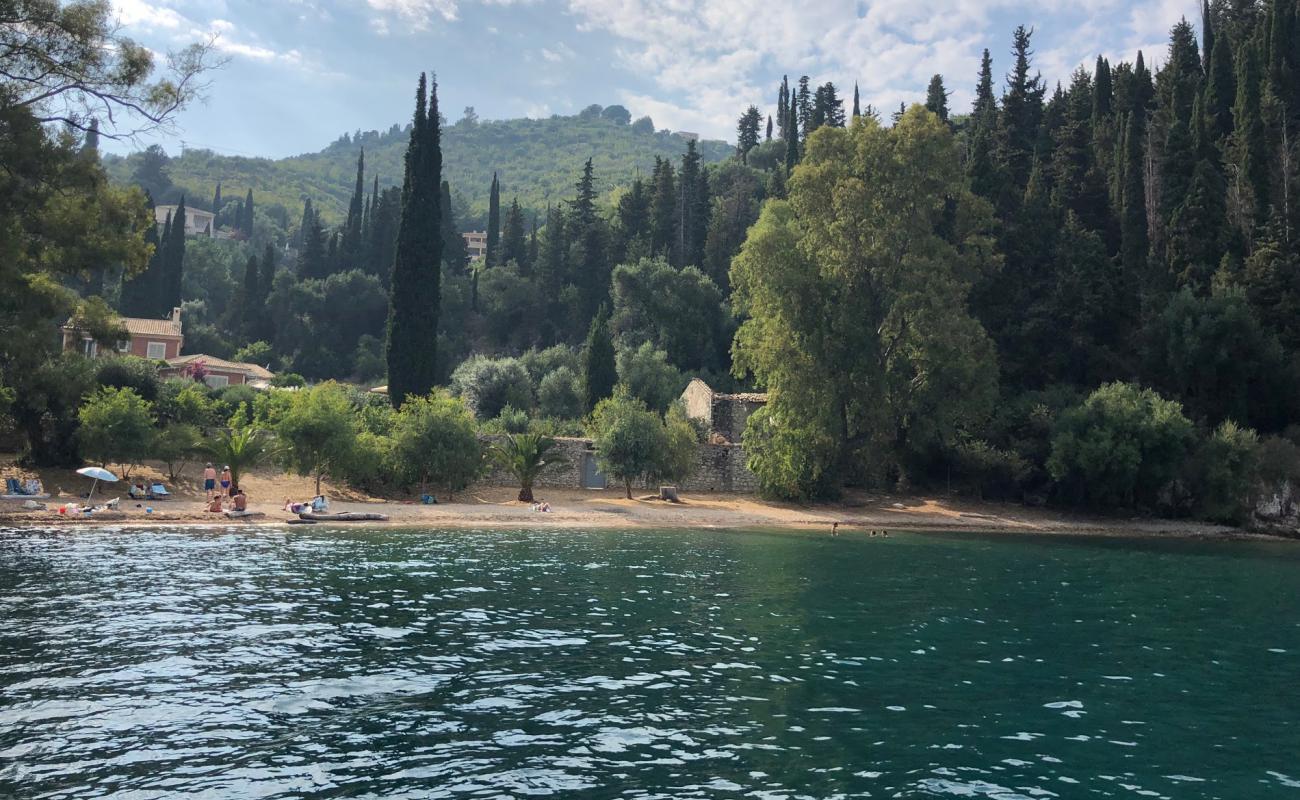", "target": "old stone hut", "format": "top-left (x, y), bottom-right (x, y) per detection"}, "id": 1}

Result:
top-left (679, 378), bottom-right (768, 444)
